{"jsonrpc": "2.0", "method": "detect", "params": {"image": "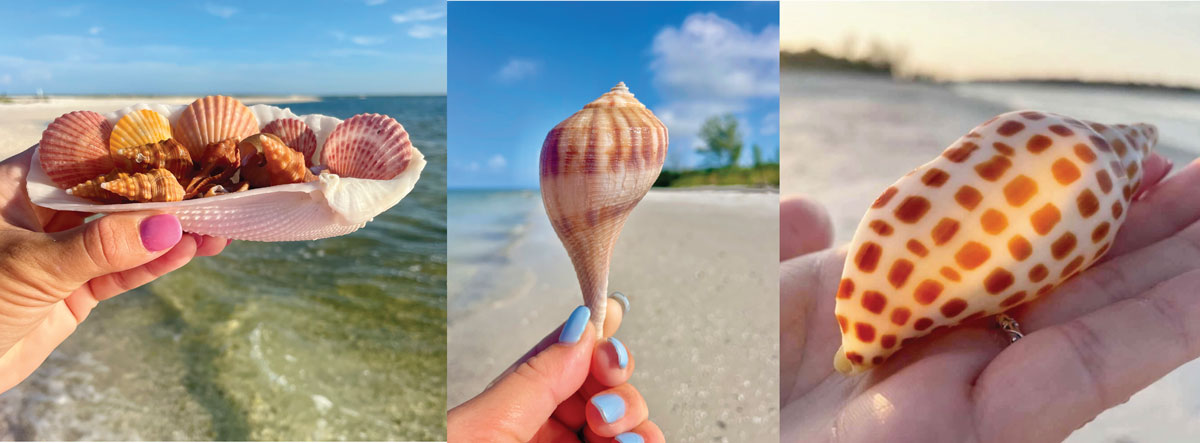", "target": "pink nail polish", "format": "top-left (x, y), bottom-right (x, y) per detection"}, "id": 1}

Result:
top-left (190, 232), bottom-right (205, 249)
top-left (139, 214), bottom-right (182, 252)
